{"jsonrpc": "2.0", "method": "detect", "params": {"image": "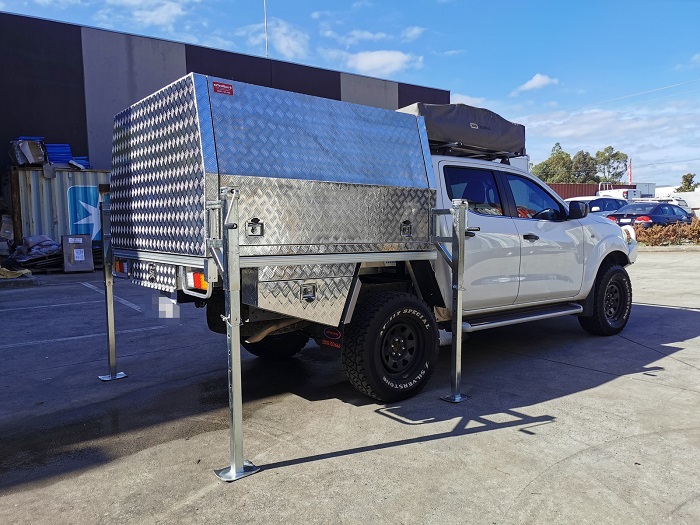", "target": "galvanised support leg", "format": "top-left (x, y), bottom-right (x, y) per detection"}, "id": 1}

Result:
top-left (214, 187), bottom-right (259, 482)
top-left (441, 199), bottom-right (468, 403)
top-left (99, 200), bottom-right (126, 382)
